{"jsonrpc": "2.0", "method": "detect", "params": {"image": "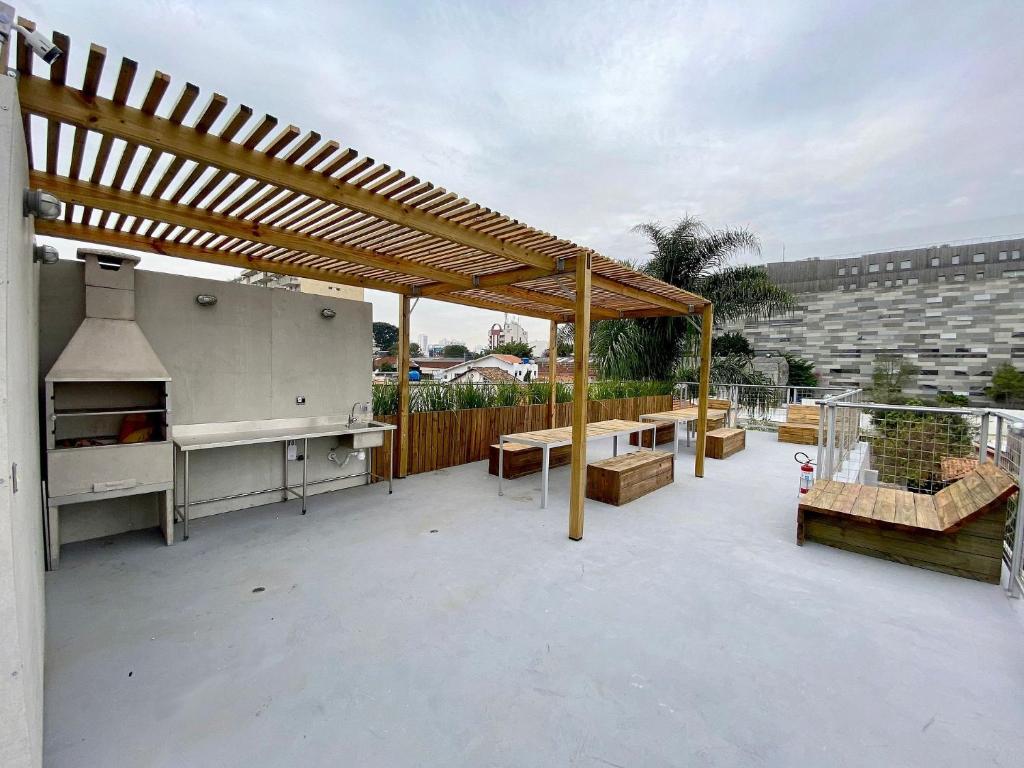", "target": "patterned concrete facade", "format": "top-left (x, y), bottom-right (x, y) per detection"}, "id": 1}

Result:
top-left (727, 238), bottom-right (1024, 399)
